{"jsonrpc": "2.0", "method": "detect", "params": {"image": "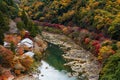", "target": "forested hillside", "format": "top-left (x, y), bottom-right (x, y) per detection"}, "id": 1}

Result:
top-left (1, 0), bottom-right (120, 80)
top-left (0, 1), bottom-right (44, 79)
top-left (19, 0), bottom-right (120, 40)
top-left (18, 0), bottom-right (120, 80)
top-left (1, 0), bottom-right (42, 42)
top-left (0, 0), bottom-right (18, 44)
